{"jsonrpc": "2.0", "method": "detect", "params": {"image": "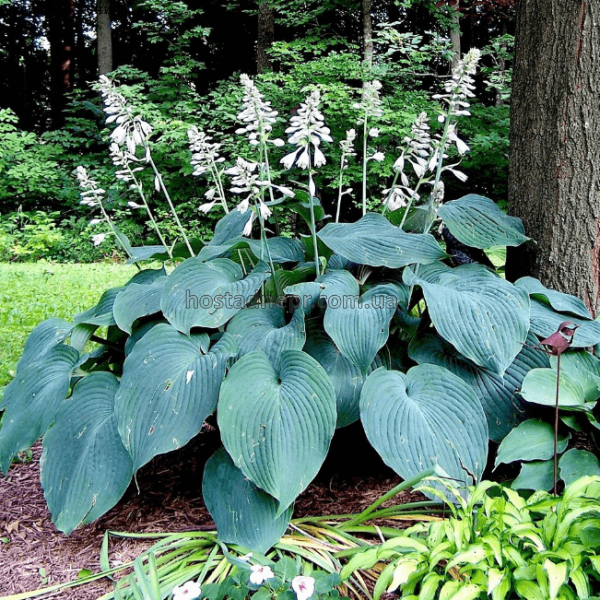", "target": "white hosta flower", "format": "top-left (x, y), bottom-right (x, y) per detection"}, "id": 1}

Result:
top-left (291, 576), bottom-right (315, 600)
top-left (281, 89), bottom-right (332, 170)
top-left (339, 129), bottom-right (357, 157)
top-left (369, 128), bottom-right (380, 138)
top-left (188, 127), bottom-right (224, 177)
top-left (354, 80), bottom-right (384, 118)
top-left (199, 200), bottom-right (217, 214)
top-left (249, 564), bottom-right (275, 586)
top-left (89, 218), bottom-right (102, 226)
top-left (431, 180), bottom-right (445, 205)
top-left (76, 166), bottom-right (105, 206)
top-left (237, 74), bottom-right (279, 139)
top-left (128, 201), bottom-right (143, 209)
top-left (369, 152), bottom-right (385, 162)
top-left (172, 580), bottom-right (201, 600)
top-left (393, 153), bottom-right (405, 172)
top-left (384, 187), bottom-right (409, 211)
top-left (444, 166), bottom-right (468, 182)
top-left (243, 212), bottom-right (255, 236)
top-left (258, 200), bottom-right (272, 220)
top-left (91, 233), bottom-right (108, 246)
